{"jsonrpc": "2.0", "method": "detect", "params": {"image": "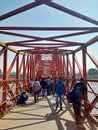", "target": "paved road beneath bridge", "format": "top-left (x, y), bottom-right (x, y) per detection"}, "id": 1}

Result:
top-left (0, 96), bottom-right (97, 130)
